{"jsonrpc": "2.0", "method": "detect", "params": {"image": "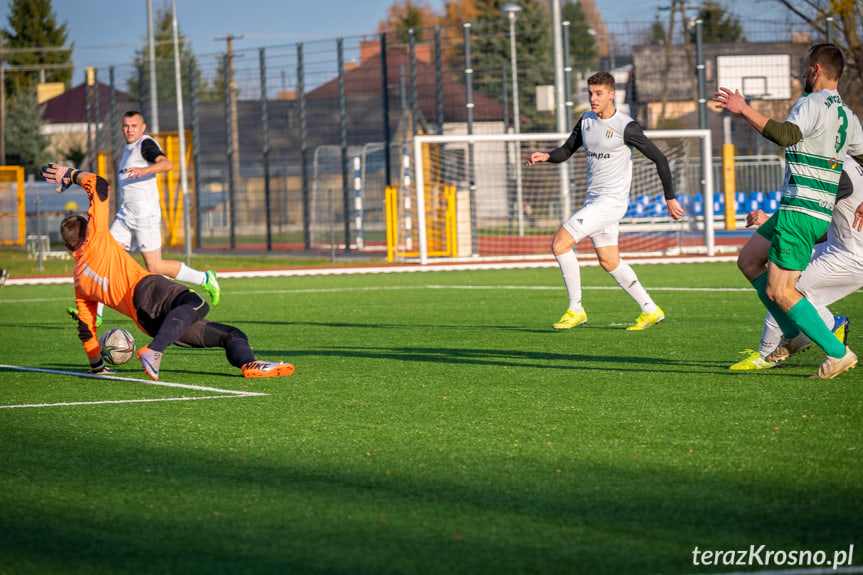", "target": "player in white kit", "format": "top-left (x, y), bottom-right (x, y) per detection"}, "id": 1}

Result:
top-left (526, 71), bottom-right (684, 330)
top-left (731, 155), bottom-right (863, 370)
top-left (68, 111), bottom-right (221, 326)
